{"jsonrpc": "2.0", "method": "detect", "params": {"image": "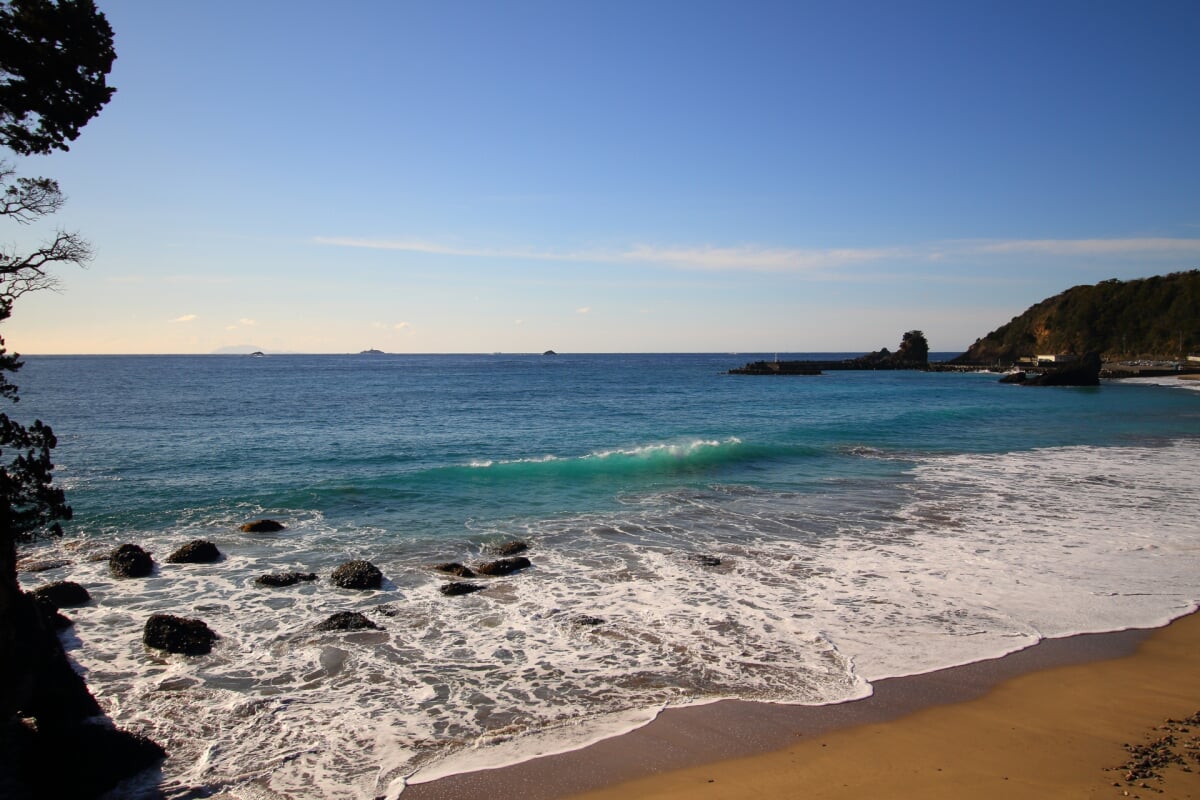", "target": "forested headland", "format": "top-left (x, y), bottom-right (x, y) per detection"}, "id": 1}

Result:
top-left (954, 271), bottom-right (1200, 364)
